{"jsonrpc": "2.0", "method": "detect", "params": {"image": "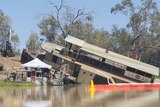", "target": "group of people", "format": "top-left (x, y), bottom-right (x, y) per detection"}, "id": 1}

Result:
top-left (49, 63), bottom-right (70, 85)
top-left (9, 72), bottom-right (24, 81)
